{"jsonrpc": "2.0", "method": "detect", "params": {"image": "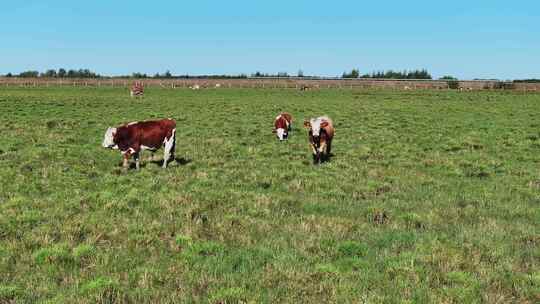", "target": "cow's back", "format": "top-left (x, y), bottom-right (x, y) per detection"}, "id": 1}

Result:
top-left (321, 117), bottom-right (334, 139)
top-left (281, 112), bottom-right (293, 124)
top-left (125, 119), bottom-right (176, 149)
top-left (155, 118), bottom-right (176, 129)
